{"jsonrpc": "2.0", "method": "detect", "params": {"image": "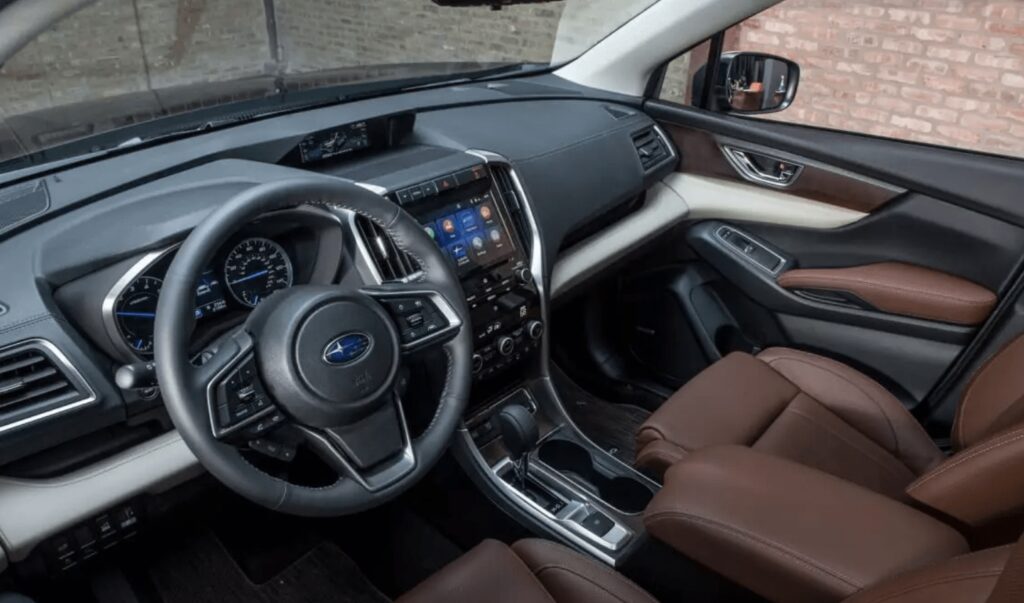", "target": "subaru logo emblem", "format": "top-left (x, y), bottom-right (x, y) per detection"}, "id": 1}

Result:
top-left (322, 332), bottom-right (373, 366)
